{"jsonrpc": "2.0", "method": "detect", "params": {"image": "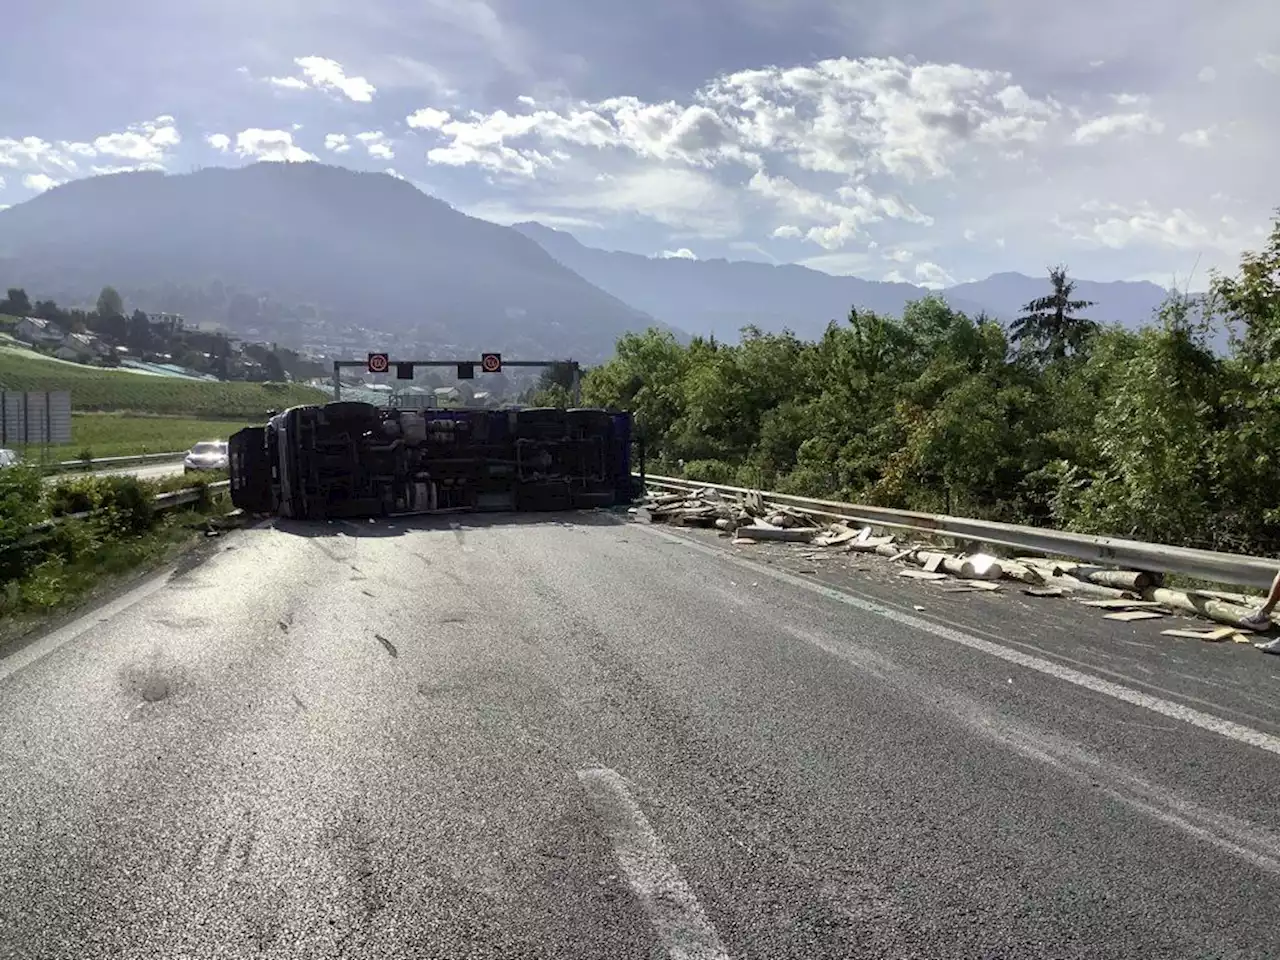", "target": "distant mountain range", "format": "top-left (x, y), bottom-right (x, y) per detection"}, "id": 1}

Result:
top-left (513, 221), bottom-right (1179, 343)
top-left (0, 163), bottom-right (665, 362)
top-left (0, 162), bottom-right (1203, 365)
